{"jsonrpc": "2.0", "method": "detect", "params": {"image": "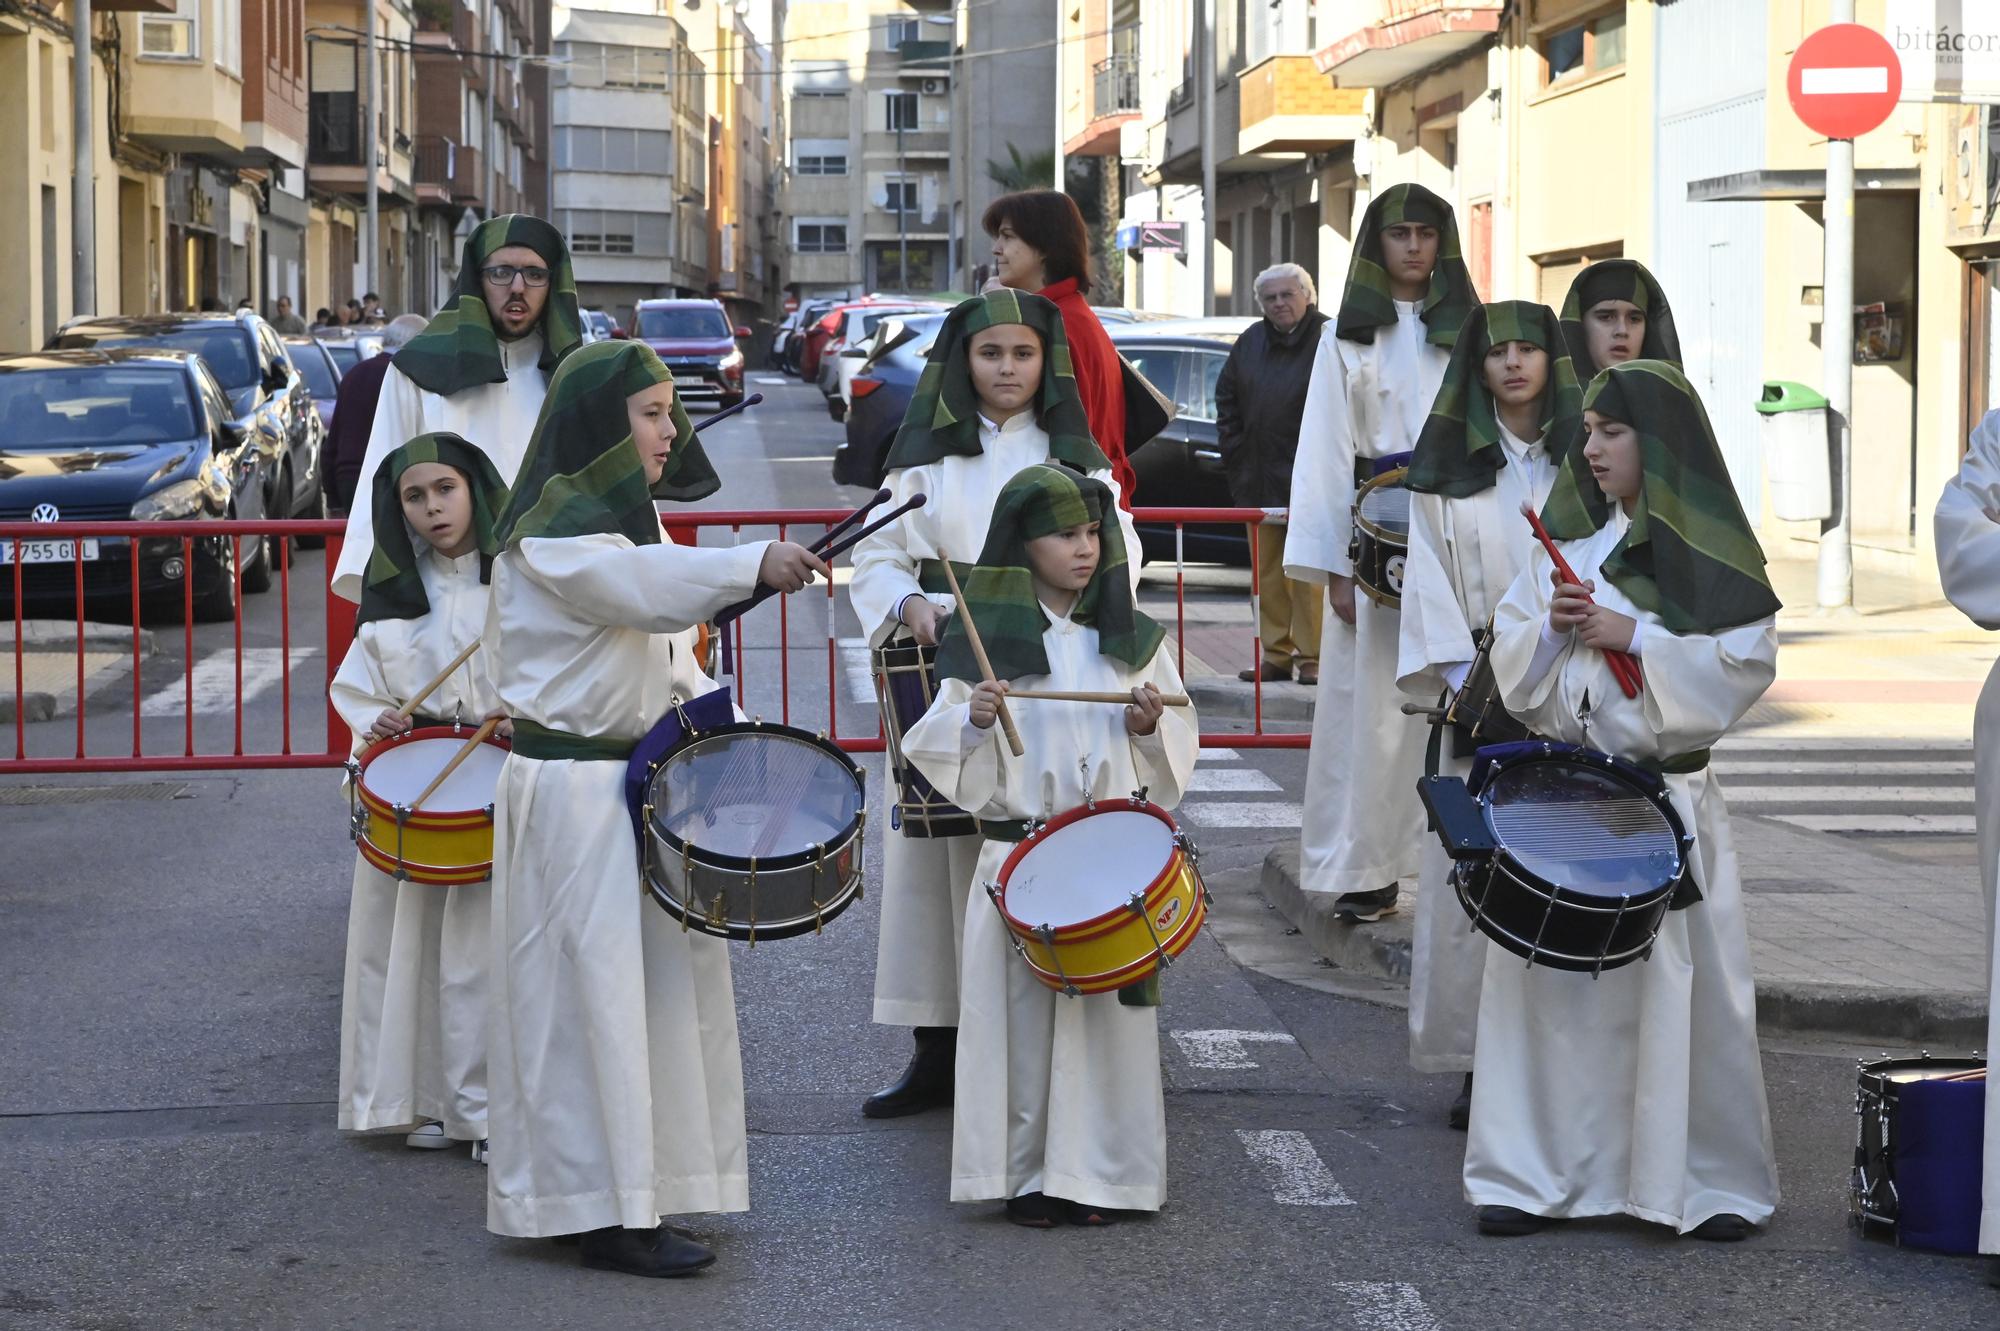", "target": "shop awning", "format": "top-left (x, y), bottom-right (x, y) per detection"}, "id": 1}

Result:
top-left (1687, 168), bottom-right (1920, 203)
